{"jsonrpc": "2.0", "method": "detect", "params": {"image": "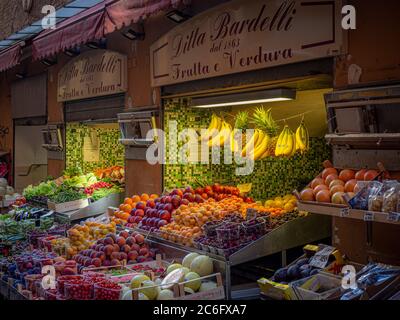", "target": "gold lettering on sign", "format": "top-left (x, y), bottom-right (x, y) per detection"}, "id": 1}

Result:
top-left (150, 0), bottom-right (343, 87)
top-left (58, 50), bottom-right (127, 102)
